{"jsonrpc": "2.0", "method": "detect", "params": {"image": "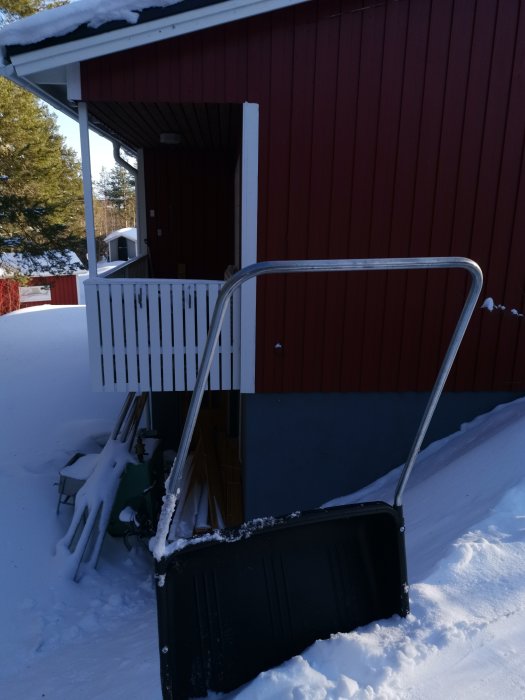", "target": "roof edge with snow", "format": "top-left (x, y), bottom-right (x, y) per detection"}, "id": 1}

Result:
top-left (104, 227), bottom-right (138, 243)
top-left (0, 0), bottom-right (308, 77)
